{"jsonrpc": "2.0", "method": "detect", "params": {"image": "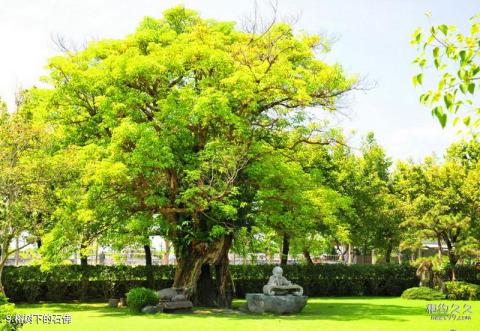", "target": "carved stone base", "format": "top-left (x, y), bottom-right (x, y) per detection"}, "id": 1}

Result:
top-left (158, 300), bottom-right (193, 313)
top-left (246, 294), bottom-right (307, 314)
